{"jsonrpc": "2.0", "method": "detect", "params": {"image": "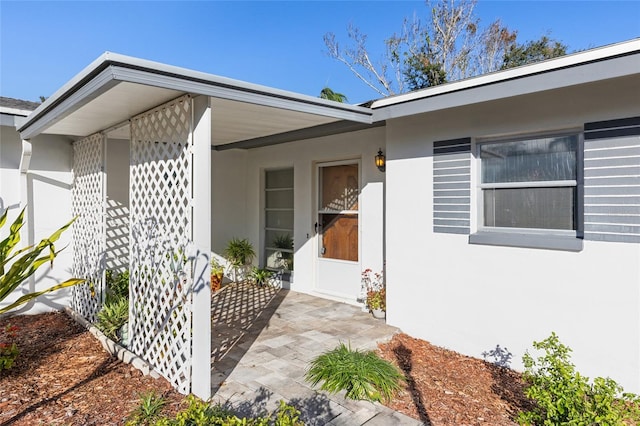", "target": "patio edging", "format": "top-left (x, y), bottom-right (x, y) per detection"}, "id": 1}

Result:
top-left (64, 306), bottom-right (161, 379)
